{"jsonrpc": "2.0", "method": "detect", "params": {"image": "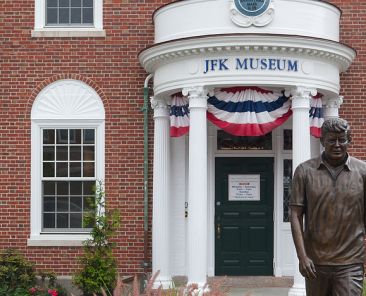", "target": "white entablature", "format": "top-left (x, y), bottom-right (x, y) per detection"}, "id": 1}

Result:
top-left (139, 34), bottom-right (355, 98)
